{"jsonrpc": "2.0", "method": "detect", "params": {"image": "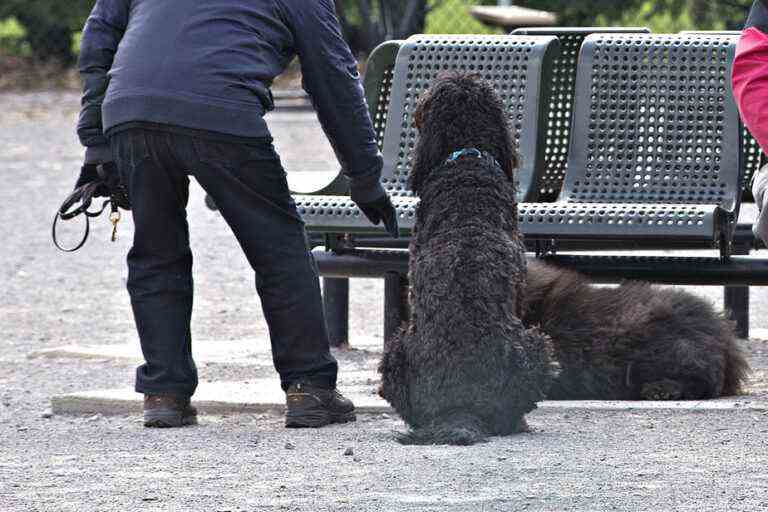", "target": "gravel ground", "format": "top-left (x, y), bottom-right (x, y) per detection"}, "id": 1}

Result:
top-left (2, 91), bottom-right (768, 511)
